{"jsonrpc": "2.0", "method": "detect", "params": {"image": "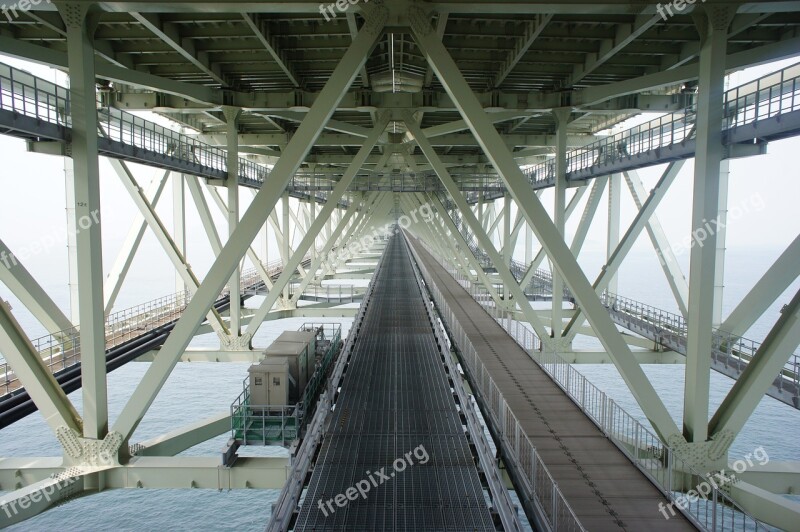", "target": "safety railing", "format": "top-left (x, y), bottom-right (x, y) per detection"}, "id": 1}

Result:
top-left (417, 238), bottom-right (770, 531)
top-left (288, 282), bottom-right (356, 303)
top-left (104, 289), bottom-right (190, 349)
top-left (230, 386), bottom-right (302, 447)
top-left (0, 256), bottom-right (300, 397)
top-left (724, 62), bottom-right (800, 130)
top-left (410, 239), bottom-right (584, 532)
top-left (526, 61), bottom-right (800, 180)
top-left (0, 61), bottom-right (271, 186)
top-left (0, 64), bottom-right (69, 128)
top-left (0, 290), bottom-right (190, 396)
top-left (297, 323), bottom-right (341, 419)
top-left (603, 291), bottom-right (800, 403)
top-left (98, 106), bottom-right (227, 173)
